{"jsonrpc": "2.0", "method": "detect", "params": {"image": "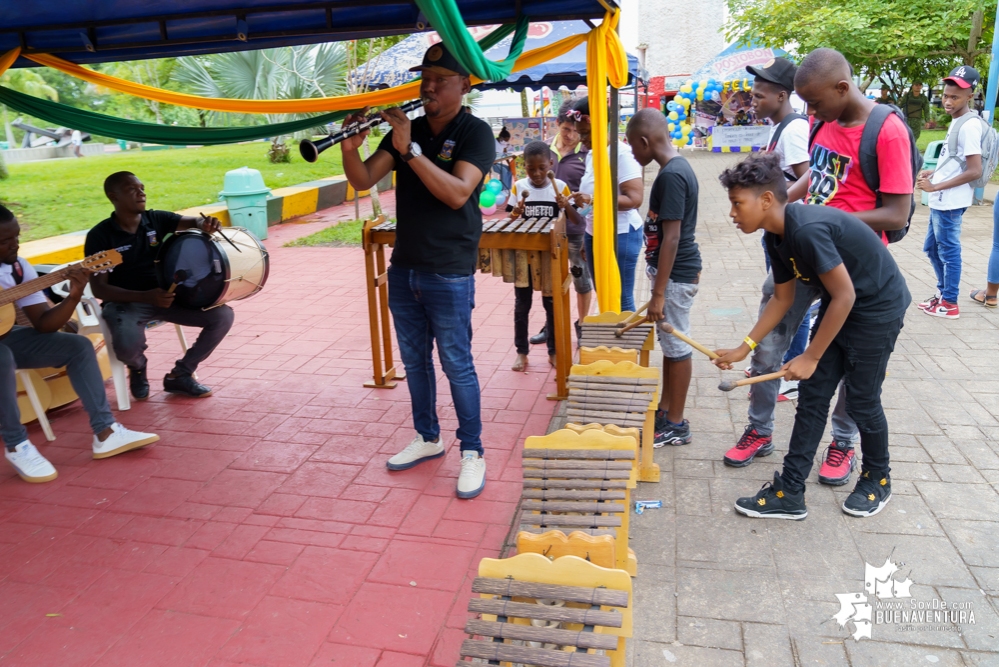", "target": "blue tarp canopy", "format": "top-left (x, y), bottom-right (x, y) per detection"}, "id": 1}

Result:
top-left (361, 20), bottom-right (641, 91)
top-left (2, 1), bottom-right (617, 68)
